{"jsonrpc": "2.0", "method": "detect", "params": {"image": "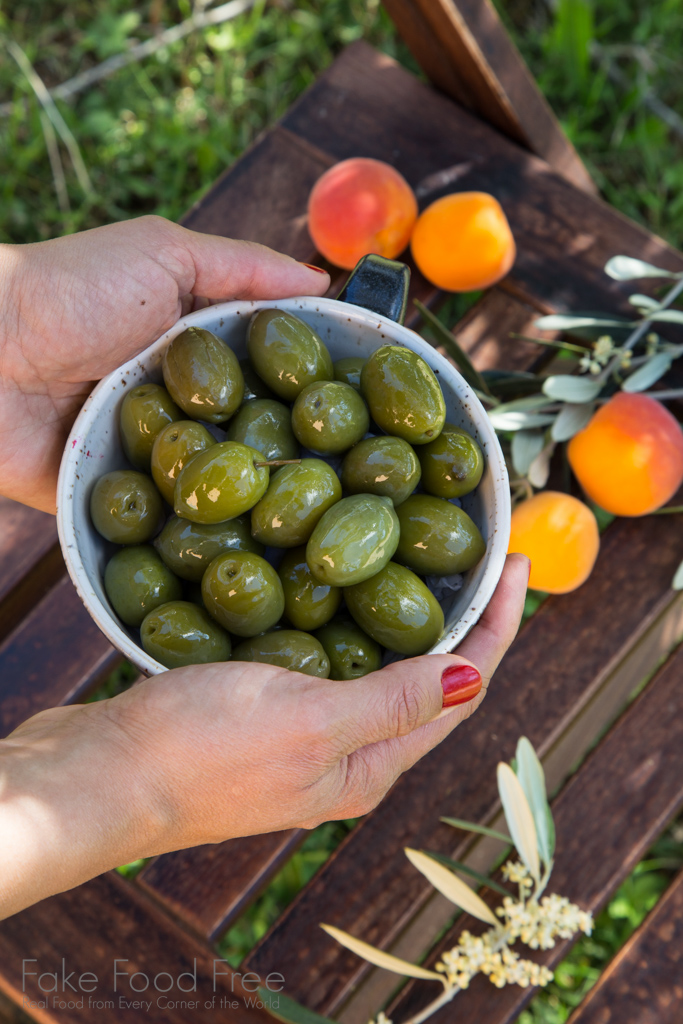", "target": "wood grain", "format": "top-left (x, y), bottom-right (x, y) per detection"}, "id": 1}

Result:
top-left (0, 574), bottom-right (119, 738)
top-left (387, 638), bottom-right (683, 1024)
top-left (0, 873), bottom-right (276, 1024)
top-left (566, 869), bottom-right (683, 1024)
top-left (0, 499), bottom-right (62, 643)
top-left (244, 511), bottom-right (683, 1014)
top-left (382, 0), bottom-right (596, 194)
